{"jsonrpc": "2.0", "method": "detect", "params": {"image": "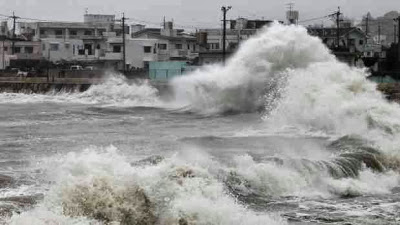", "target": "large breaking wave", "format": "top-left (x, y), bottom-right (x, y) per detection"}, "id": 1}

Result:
top-left (171, 23), bottom-right (334, 115)
top-left (8, 147), bottom-right (287, 225)
top-left (170, 22), bottom-right (400, 162)
top-left (3, 23), bottom-right (400, 224)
